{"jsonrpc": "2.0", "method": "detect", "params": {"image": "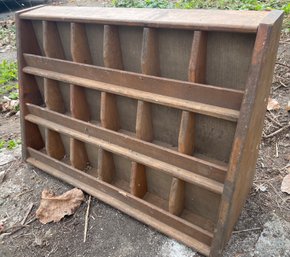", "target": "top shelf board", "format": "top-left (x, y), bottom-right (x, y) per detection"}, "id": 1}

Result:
top-left (19, 6), bottom-right (282, 33)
